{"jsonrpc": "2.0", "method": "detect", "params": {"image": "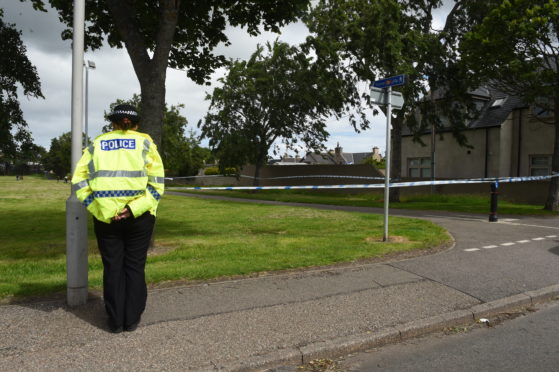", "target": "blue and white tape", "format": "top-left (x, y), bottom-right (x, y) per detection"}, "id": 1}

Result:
top-left (166, 174), bottom-right (559, 191)
top-left (166, 174), bottom-right (385, 181)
